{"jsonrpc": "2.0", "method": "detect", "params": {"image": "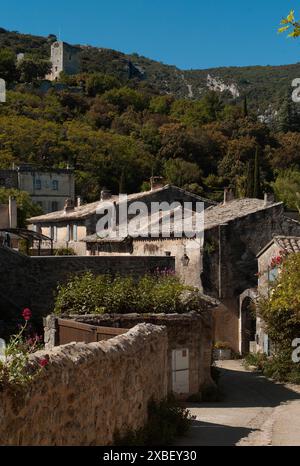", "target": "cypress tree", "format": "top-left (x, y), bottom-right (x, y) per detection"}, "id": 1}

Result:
top-left (246, 159), bottom-right (254, 198)
top-left (243, 95), bottom-right (248, 118)
top-left (253, 147), bottom-right (262, 199)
